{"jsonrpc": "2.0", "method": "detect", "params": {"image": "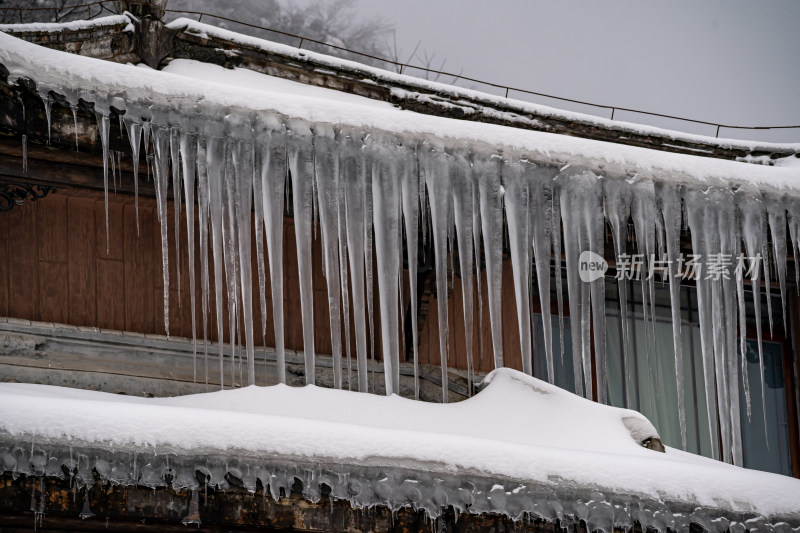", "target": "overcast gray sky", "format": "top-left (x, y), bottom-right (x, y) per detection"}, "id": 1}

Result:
top-left (352, 0), bottom-right (800, 143)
